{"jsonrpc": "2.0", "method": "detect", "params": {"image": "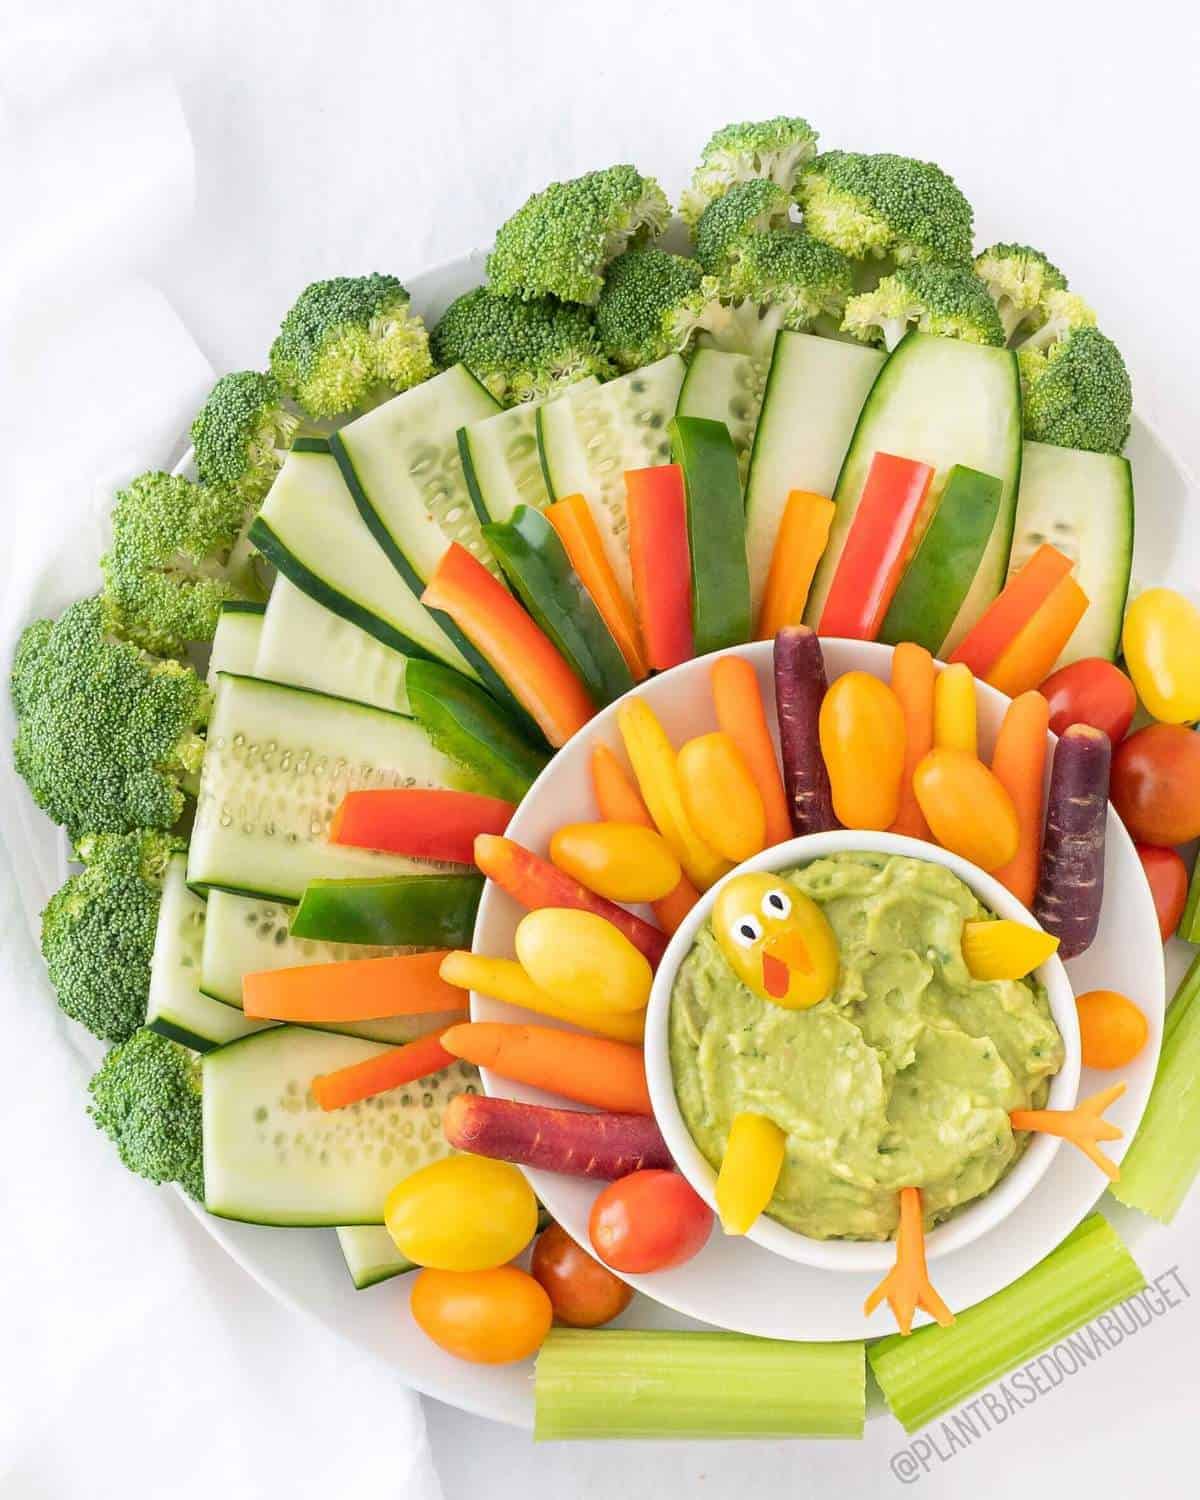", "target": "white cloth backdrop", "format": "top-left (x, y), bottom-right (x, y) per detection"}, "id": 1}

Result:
top-left (2, 3), bottom-right (1199, 1497)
